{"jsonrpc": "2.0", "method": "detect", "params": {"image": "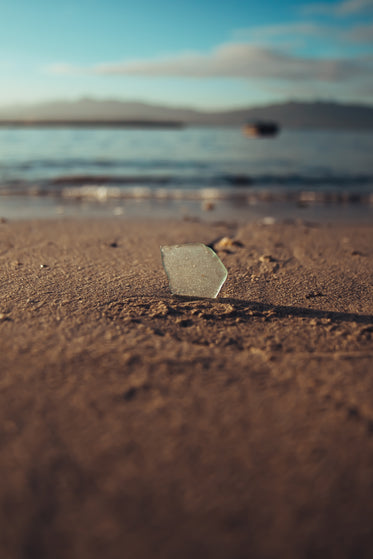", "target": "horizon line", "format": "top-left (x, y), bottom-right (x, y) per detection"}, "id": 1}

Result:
top-left (0, 96), bottom-right (373, 112)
